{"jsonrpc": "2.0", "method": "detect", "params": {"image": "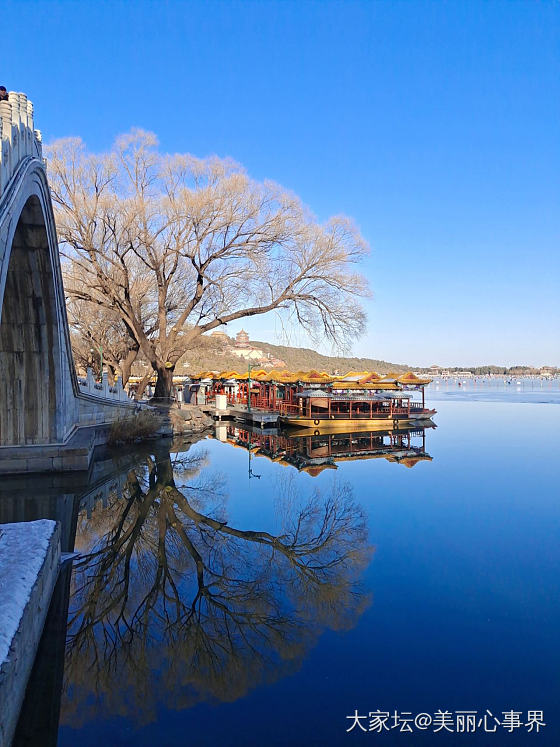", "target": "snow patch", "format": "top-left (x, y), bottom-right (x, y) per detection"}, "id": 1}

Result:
top-left (0, 520), bottom-right (58, 665)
